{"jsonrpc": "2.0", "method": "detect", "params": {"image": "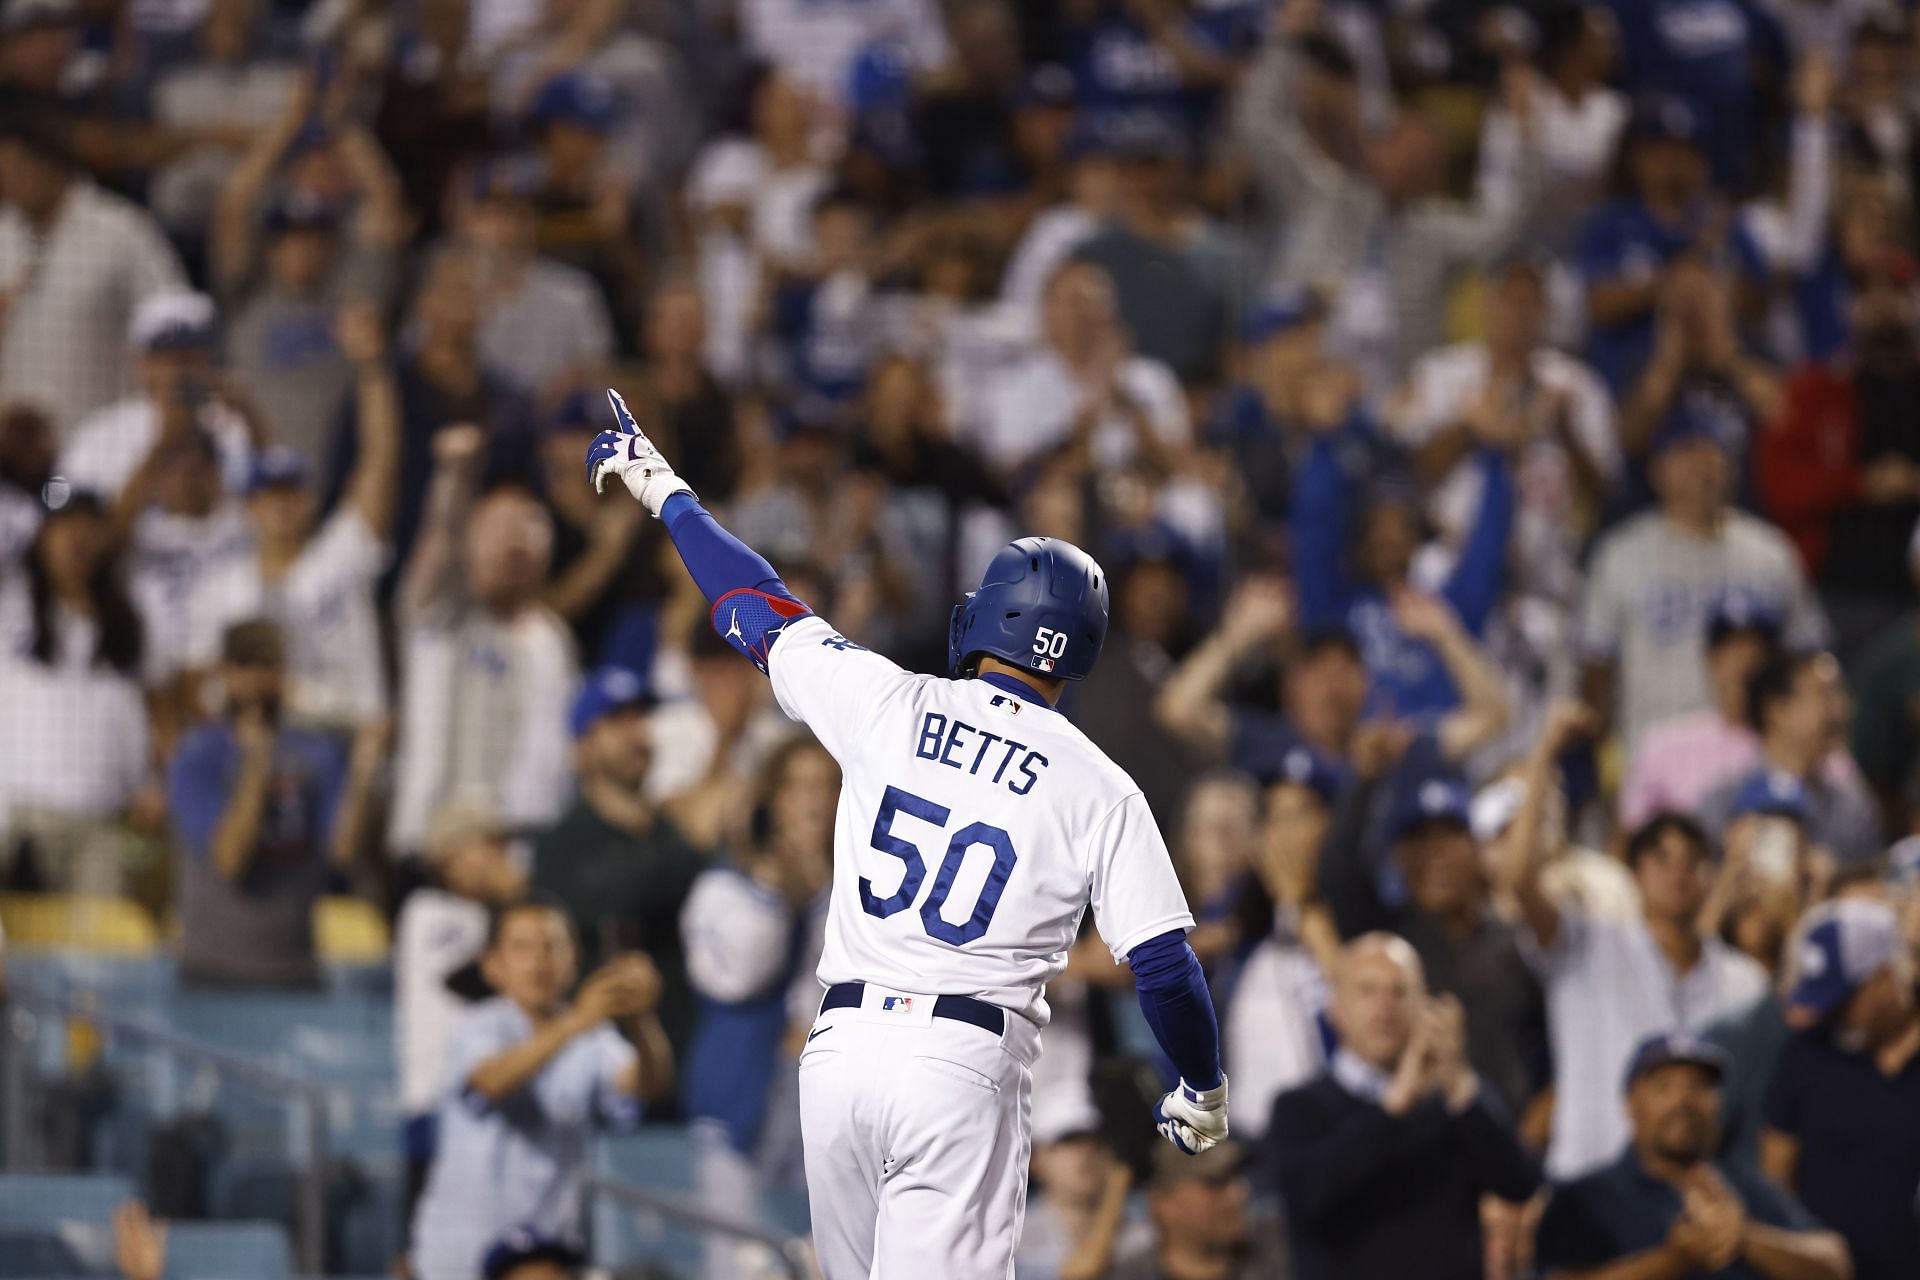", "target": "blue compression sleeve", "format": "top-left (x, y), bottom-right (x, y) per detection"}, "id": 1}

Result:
top-left (1128, 930), bottom-right (1224, 1090)
top-left (659, 492), bottom-right (812, 672)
